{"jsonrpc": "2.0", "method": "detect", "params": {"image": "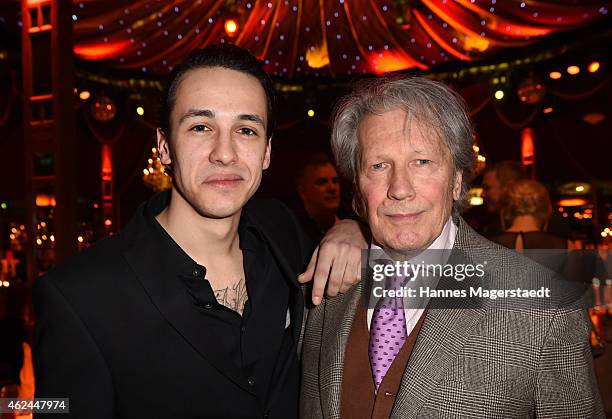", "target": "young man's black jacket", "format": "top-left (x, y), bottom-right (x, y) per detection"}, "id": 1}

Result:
top-left (33, 191), bottom-right (313, 418)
